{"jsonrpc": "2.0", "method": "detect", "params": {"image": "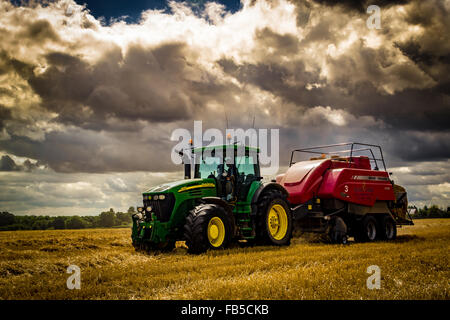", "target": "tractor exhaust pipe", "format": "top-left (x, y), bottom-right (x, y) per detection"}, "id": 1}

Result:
top-left (184, 163), bottom-right (191, 179)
